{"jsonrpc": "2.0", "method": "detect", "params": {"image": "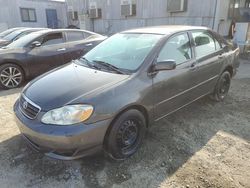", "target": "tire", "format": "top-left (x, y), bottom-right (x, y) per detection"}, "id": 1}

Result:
top-left (210, 71), bottom-right (231, 102)
top-left (0, 64), bottom-right (24, 89)
top-left (105, 109), bottom-right (146, 160)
